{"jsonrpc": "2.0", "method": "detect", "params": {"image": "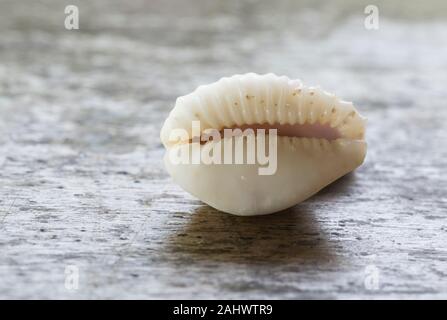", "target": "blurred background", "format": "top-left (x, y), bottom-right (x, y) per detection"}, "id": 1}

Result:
top-left (0, 0), bottom-right (446, 299)
top-left (1, 0), bottom-right (446, 156)
top-left (0, 0), bottom-right (446, 135)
